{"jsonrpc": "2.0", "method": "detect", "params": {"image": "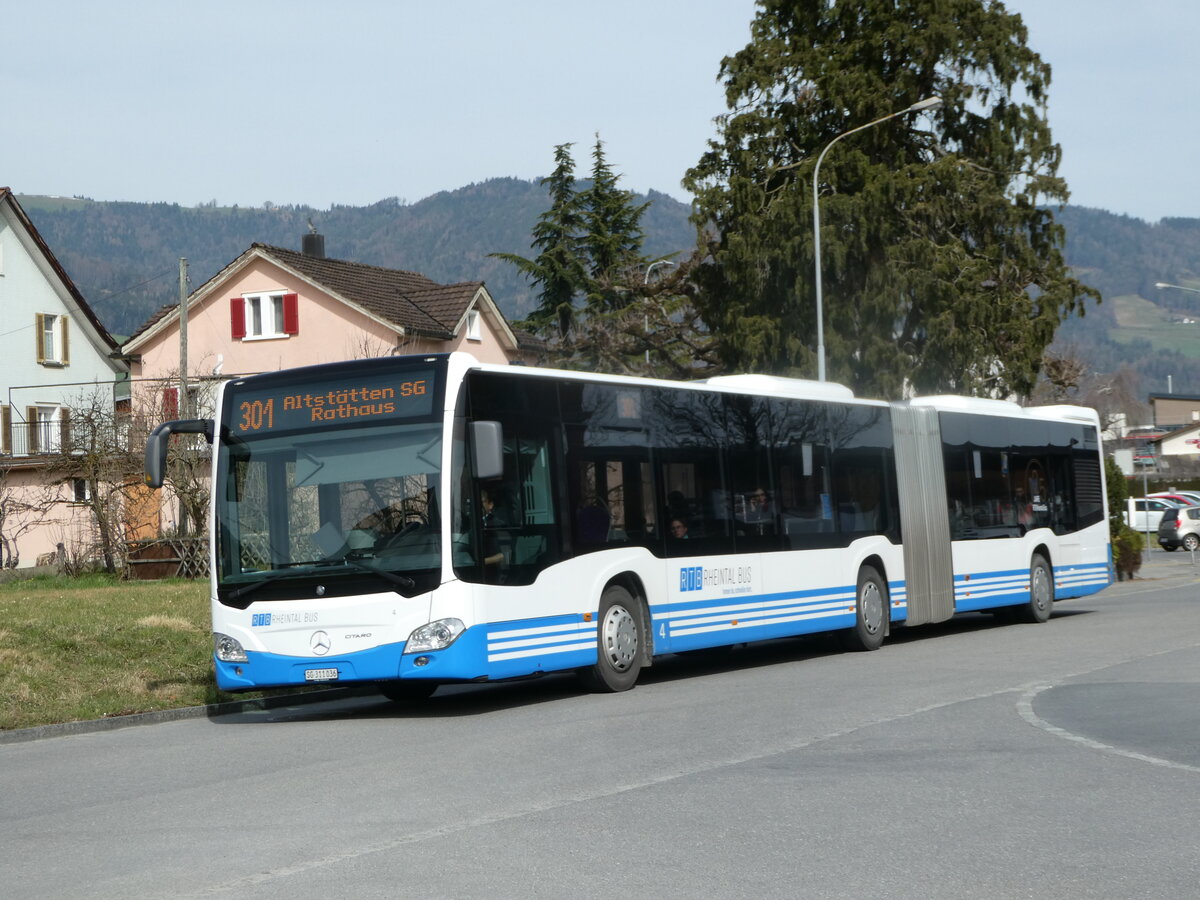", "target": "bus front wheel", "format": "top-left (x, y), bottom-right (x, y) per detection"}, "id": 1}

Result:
top-left (841, 565), bottom-right (887, 652)
top-left (580, 585), bottom-right (644, 693)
